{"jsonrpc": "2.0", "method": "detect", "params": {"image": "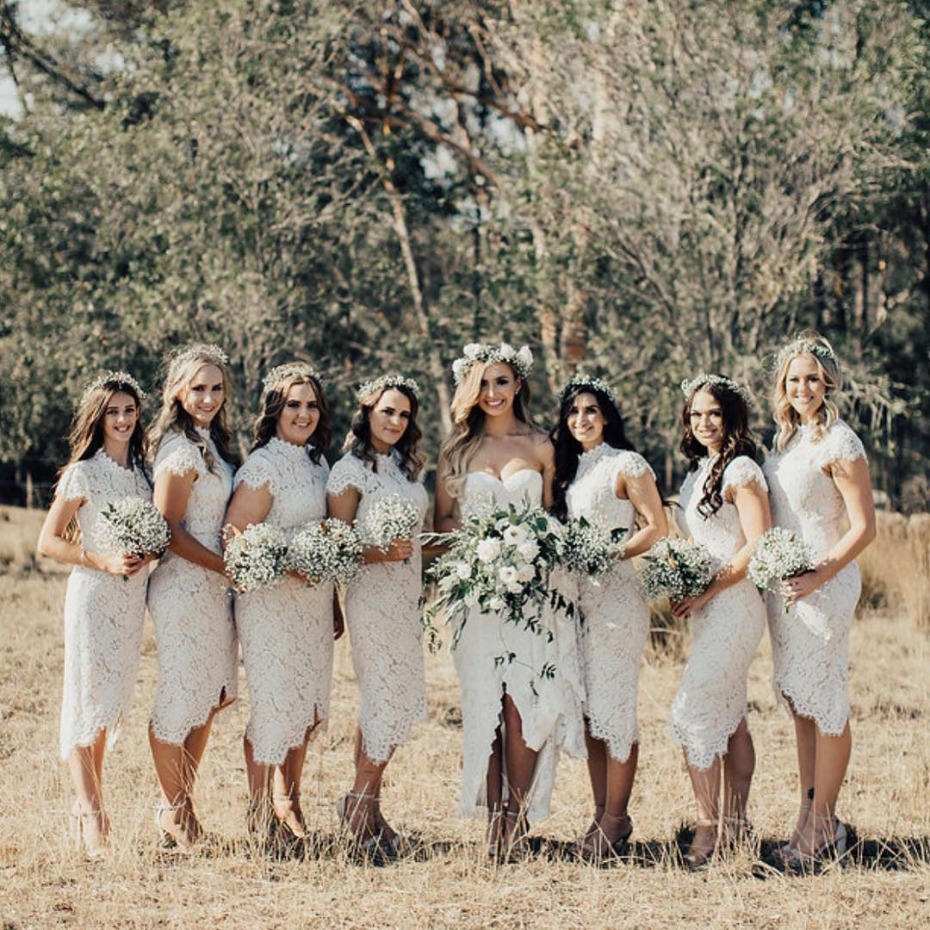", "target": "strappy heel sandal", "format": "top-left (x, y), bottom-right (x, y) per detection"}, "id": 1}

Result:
top-left (683, 818), bottom-right (719, 870)
top-left (70, 803), bottom-right (109, 861)
top-left (273, 793), bottom-right (307, 842)
top-left (155, 799), bottom-right (201, 851)
top-left (783, 814), bottom-right (849, 873)
top-left (501, 809), bottom-right (531, 862)
top-left (576, 812), bottom-right (633, 864)
top-left (778, 787), bottom-right (814, 861)
top-left (336, 790), bottom-right (381, 854)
